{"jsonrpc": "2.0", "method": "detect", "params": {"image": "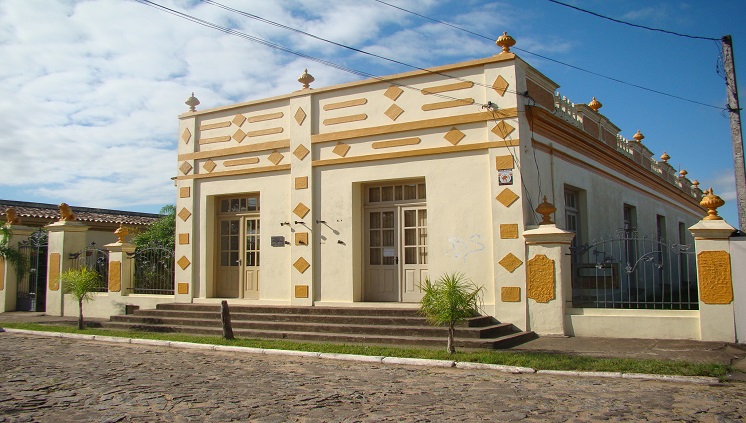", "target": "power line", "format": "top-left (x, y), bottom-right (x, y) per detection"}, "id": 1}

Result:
top-left (133, 0), bottom-right (499, 107)
top-left (546, 0), bottom-right (720, 41)
top-left (368, 0), bottom-right (726, 111)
